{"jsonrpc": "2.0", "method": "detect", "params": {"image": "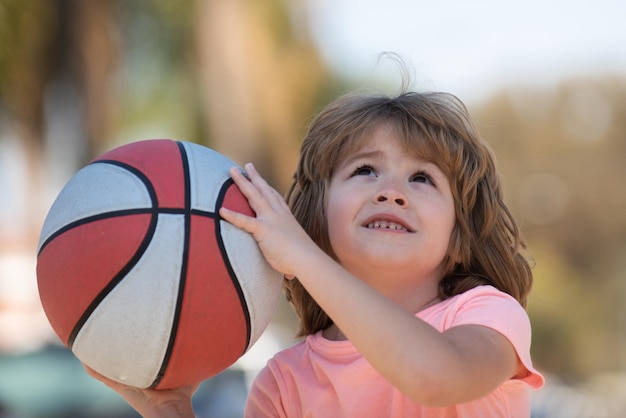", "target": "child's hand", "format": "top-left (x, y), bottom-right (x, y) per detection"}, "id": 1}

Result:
top-left (220, 163), bottom-right (321, 279)
top-left (84, 365), bottom-right (199, 418)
